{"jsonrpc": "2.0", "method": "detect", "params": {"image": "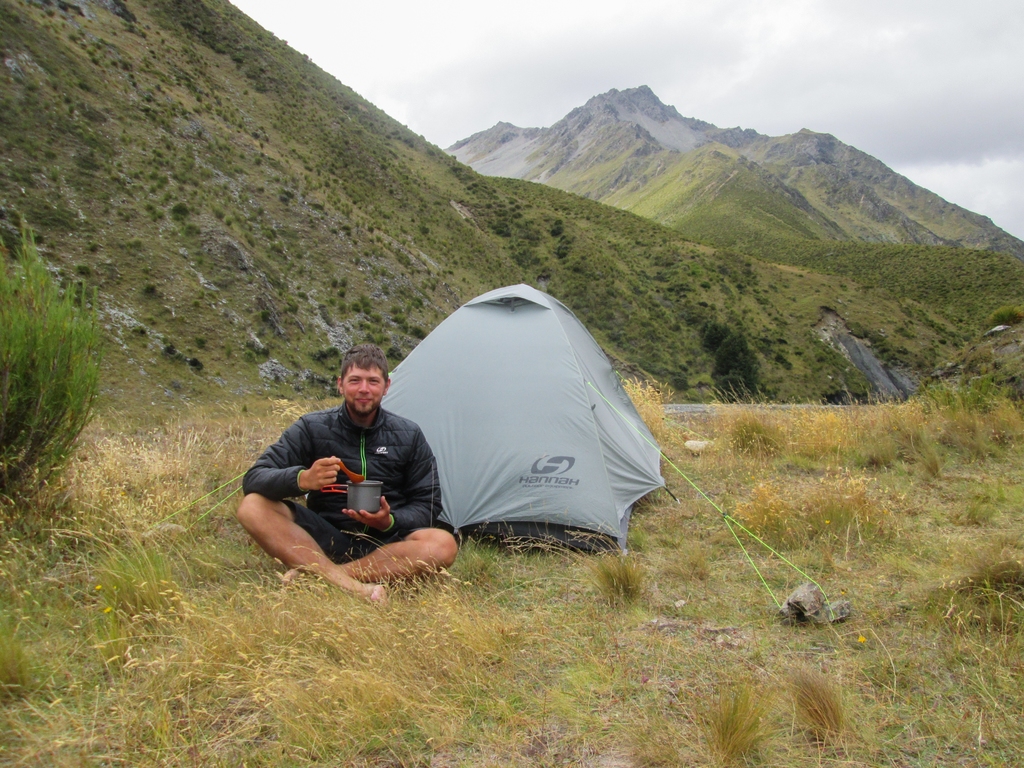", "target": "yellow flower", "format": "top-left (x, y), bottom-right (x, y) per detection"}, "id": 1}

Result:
top-left (103, 606), bottom-right (113, 614)
top-left (94, 585), bottom-right (102, 591)
top-left (857, 635), bottom-right (866, 643)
